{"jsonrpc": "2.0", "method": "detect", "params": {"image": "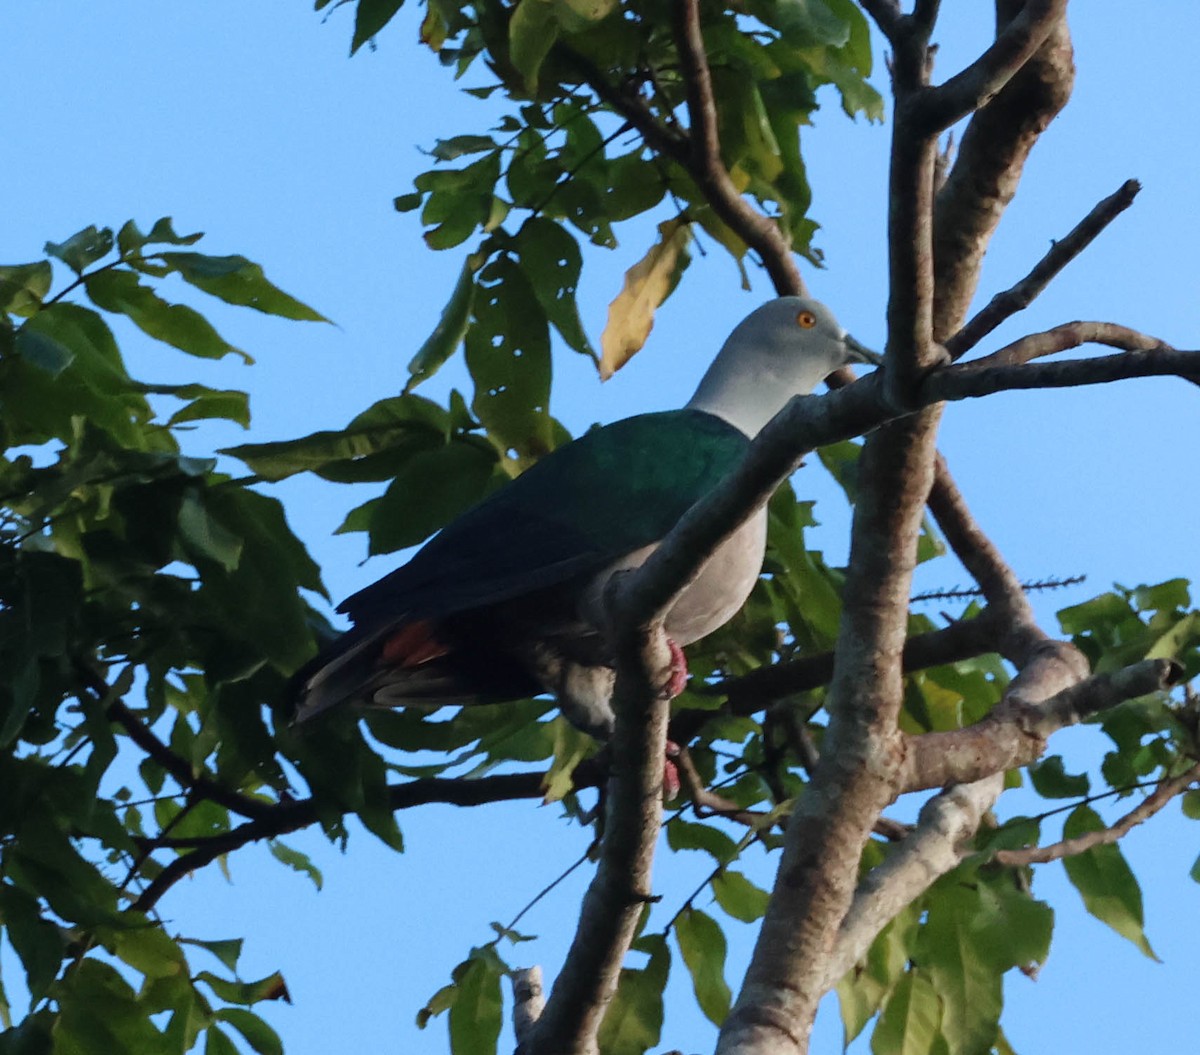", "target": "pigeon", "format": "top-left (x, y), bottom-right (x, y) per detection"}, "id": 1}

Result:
top-left (294, 296), bottom-right (878, 739)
